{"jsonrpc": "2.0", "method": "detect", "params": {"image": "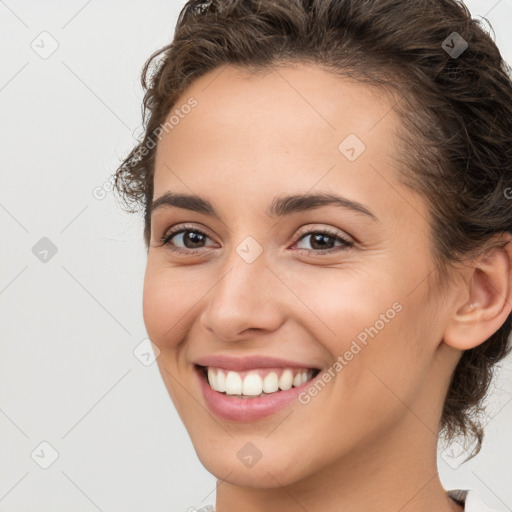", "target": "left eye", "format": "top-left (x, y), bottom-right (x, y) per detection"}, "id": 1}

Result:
top-left (294, 230), bottom-right (353, 253)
